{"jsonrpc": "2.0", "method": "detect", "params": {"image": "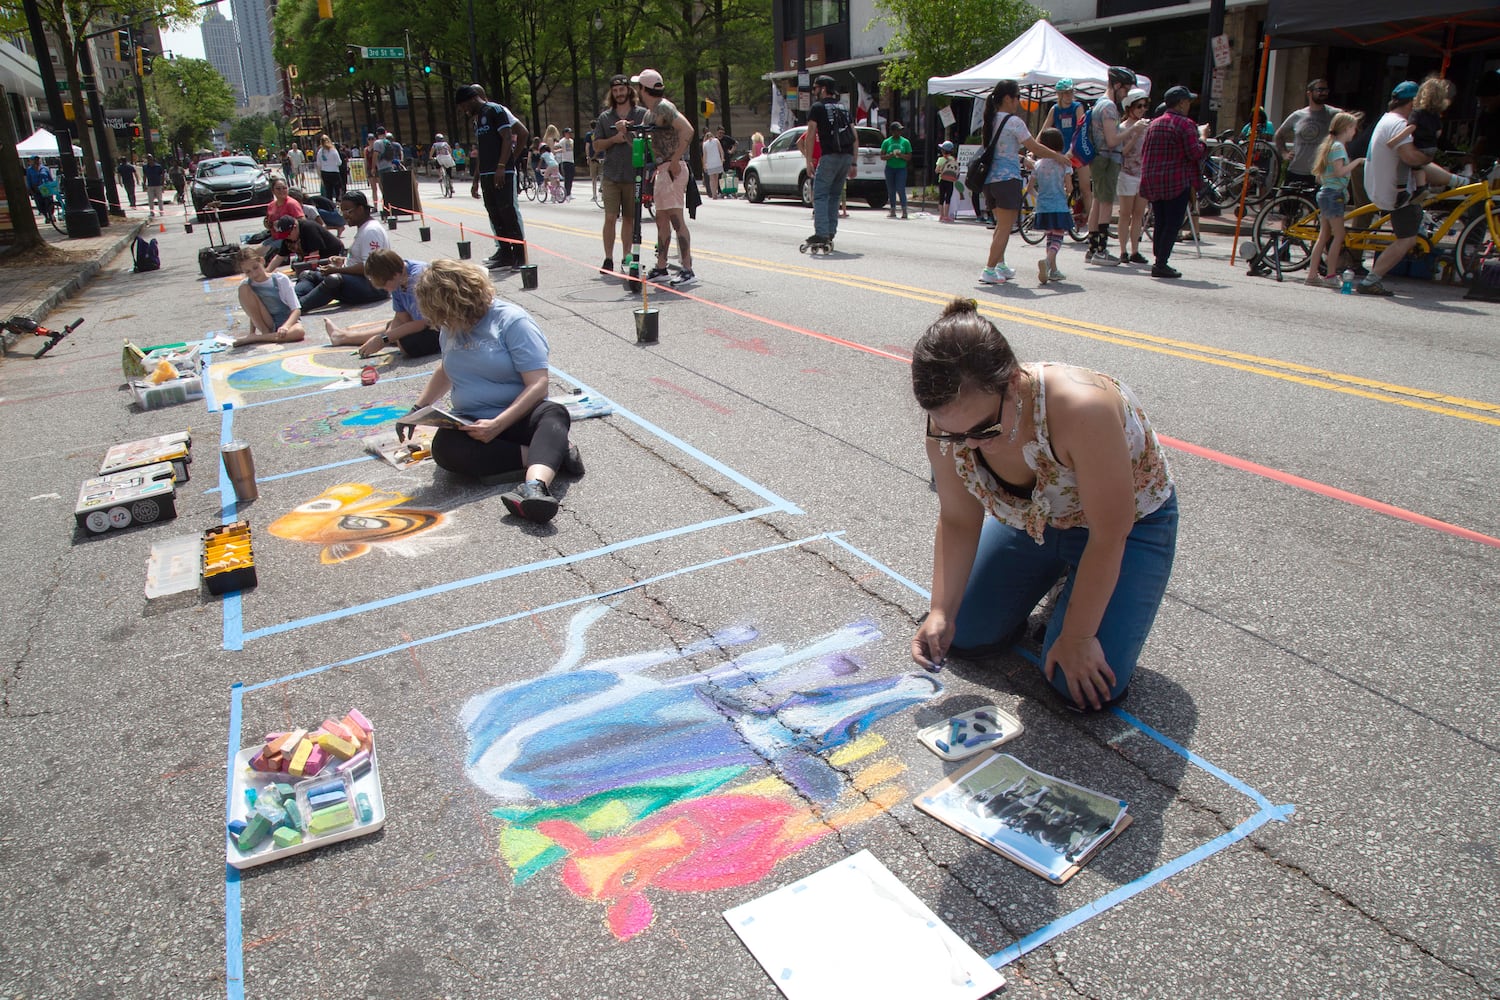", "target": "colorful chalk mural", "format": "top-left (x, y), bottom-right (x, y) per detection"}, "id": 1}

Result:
top-left (461, 607), bottom-right (942, 940)
top-left (268, 483), bottom-right (452, 564)
top-left (280, 399), bottom-right (413, 446)
top-left (207, 345), bottom-right (397, 408)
